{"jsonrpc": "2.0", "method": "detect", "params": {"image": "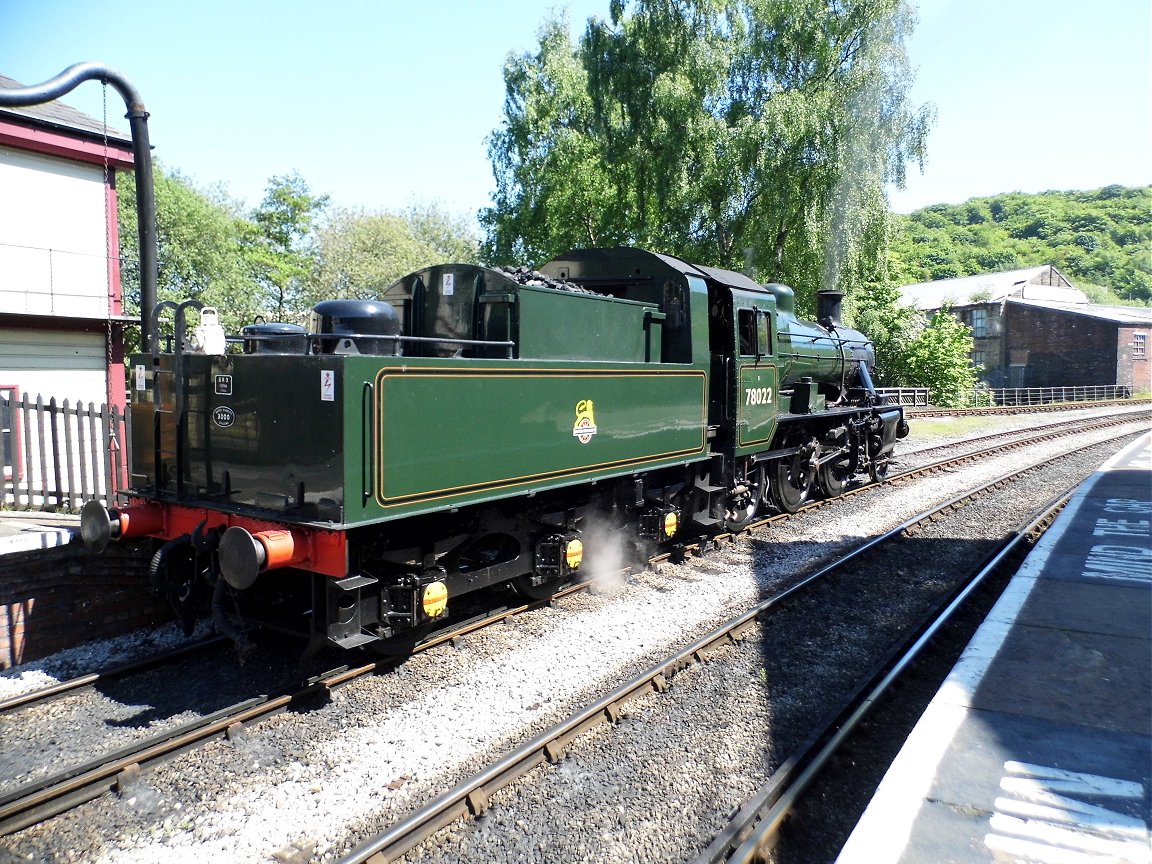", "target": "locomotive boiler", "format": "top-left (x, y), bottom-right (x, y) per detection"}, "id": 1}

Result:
top-left (81, 247), bottom-right (907, 657)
